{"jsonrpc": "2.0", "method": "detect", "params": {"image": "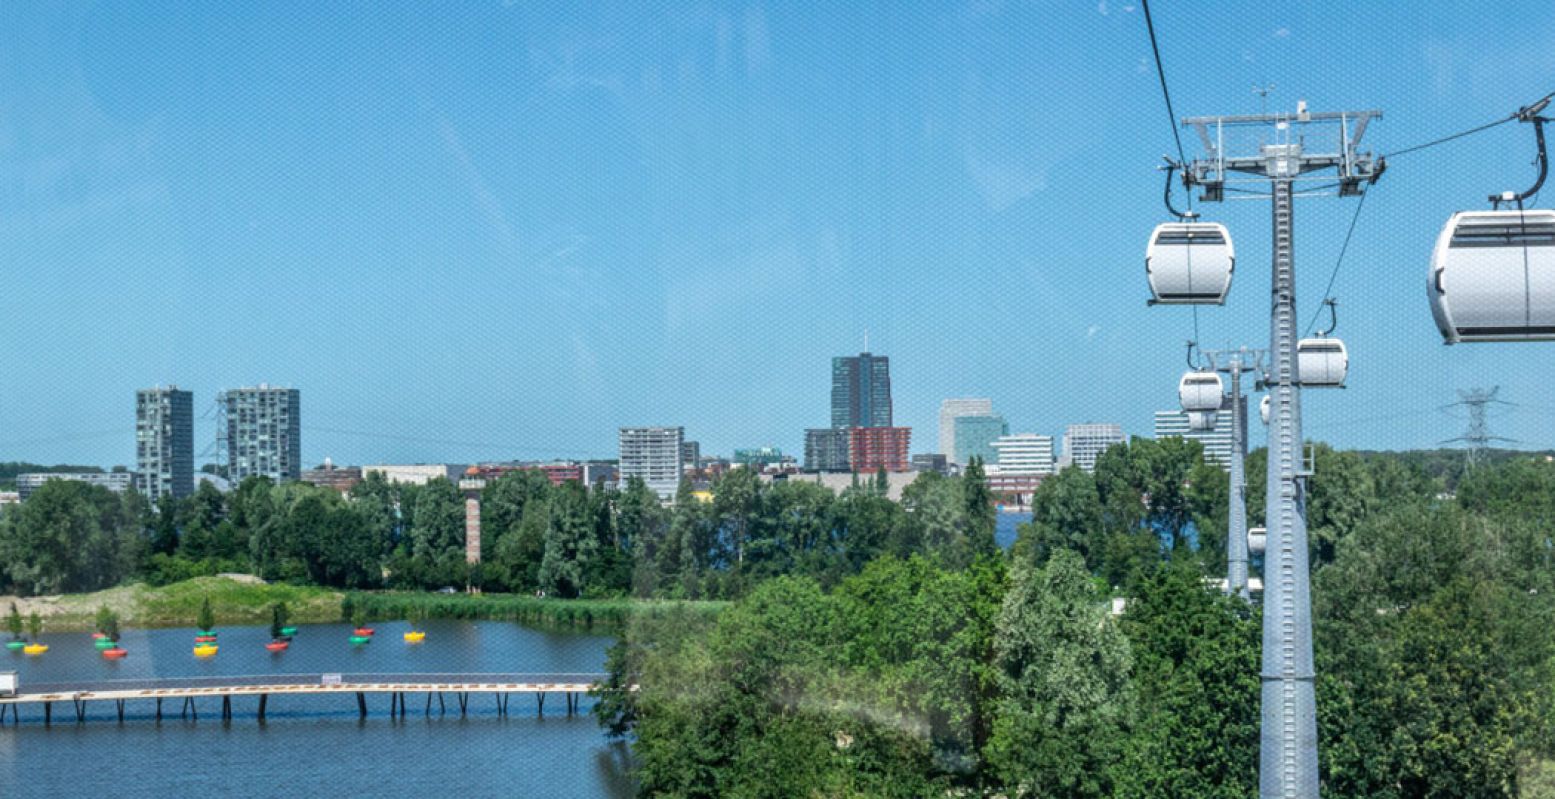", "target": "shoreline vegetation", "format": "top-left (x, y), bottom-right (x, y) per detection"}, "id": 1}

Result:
top-left (1, 575), bottom-right (725, 633)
